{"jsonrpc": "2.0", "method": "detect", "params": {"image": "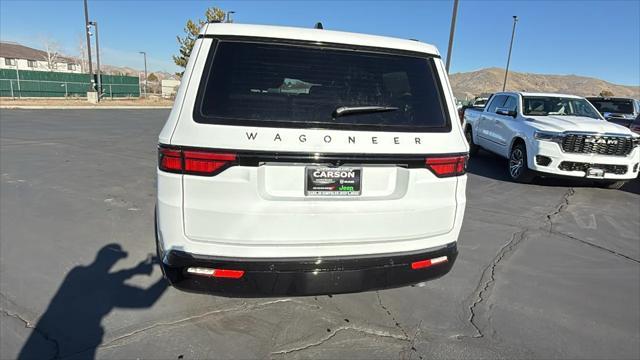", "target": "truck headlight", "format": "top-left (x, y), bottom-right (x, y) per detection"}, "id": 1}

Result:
top-left (534, 131), bottom-right (562, 142)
